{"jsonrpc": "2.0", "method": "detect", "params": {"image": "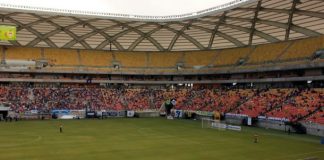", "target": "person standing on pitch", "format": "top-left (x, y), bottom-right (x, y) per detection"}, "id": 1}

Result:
top-left (59, 124), bottom-right (63, 133)
top-left (253, 134), bottom-right (259, 143)
top-left (165, 99), bottom-right (176, 119)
